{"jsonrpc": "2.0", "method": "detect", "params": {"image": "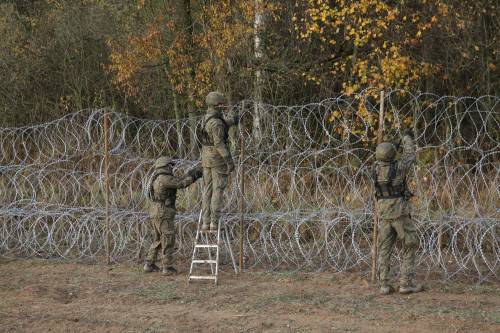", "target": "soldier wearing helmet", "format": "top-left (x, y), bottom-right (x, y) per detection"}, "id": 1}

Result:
top-left (372, 130), bottom-right (423, 295)
top-left (144, 157), bottom-right (202, 274)
top-left (198, 91), bottom-right (239, 231)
